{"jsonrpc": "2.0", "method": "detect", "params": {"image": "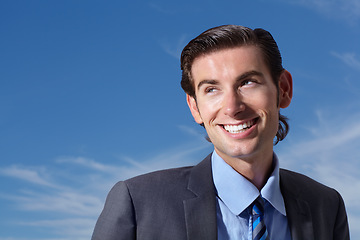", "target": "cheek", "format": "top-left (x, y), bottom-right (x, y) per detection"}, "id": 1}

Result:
top-left (246, 89), bottom-right (278, 109)
top-left (197, 97), bottom-right (222, 118)
top-left (197, 105), bottom-right (214, 124)
top-left (202, 94), bottom-right (223, 106)
top-left (245, 92), bottom-right (279, 124)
